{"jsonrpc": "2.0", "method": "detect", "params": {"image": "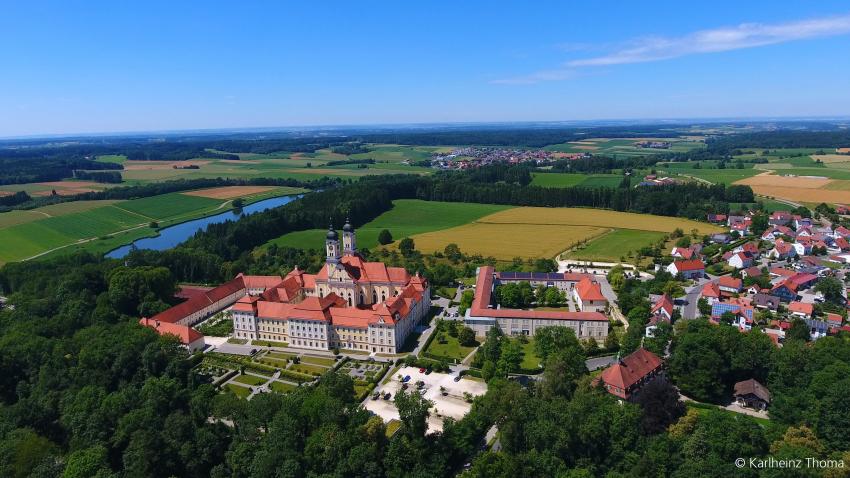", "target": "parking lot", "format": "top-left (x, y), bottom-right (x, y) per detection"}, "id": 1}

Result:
top-left (363, 366), bottom-right (488, 433)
